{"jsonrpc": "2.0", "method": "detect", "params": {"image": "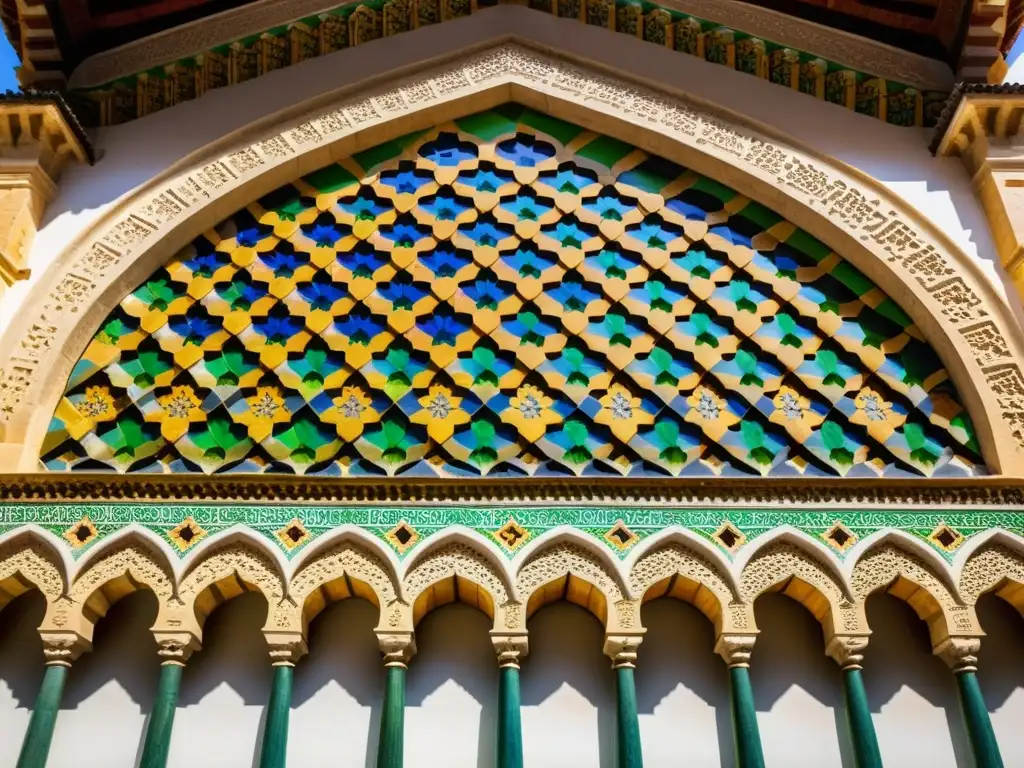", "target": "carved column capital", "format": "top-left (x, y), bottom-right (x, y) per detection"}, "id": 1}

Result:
top-left (40, 630), bottom-right (90, 666)
top-left (376, 630), bottom-right (416, 667)
top-left (935, 636), bottom-right (982, 673)
top-left (603, 633), bottom-right (644, 669)
top-left (490, 631), bottom-right (529, 668)
top-left (153, 631), bottom-right (201, 666)
top-left (263, 631), bottom-right (308, 667)
top-left (825, 634), bottom-right (870, 670)
top-left (715, 633), bottom-right (758, 668)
